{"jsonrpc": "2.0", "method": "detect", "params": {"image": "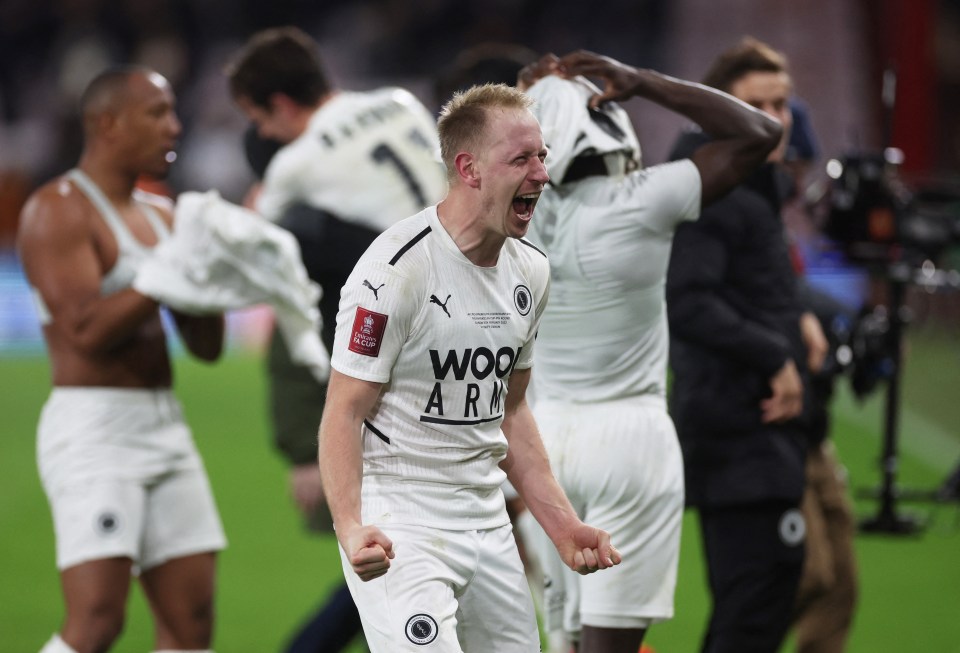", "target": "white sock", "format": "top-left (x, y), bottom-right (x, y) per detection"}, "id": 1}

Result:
top-left (39, 635), bottom-right (78, 653)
